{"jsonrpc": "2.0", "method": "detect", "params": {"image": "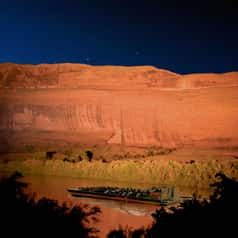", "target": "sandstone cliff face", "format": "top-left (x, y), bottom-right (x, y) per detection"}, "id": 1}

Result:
top-left (0, 63), bottom-right (180, 89)
top-left (1, 63), bottom-right (238, 89)
top-left (0, 63), bottom-right (238, 151)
